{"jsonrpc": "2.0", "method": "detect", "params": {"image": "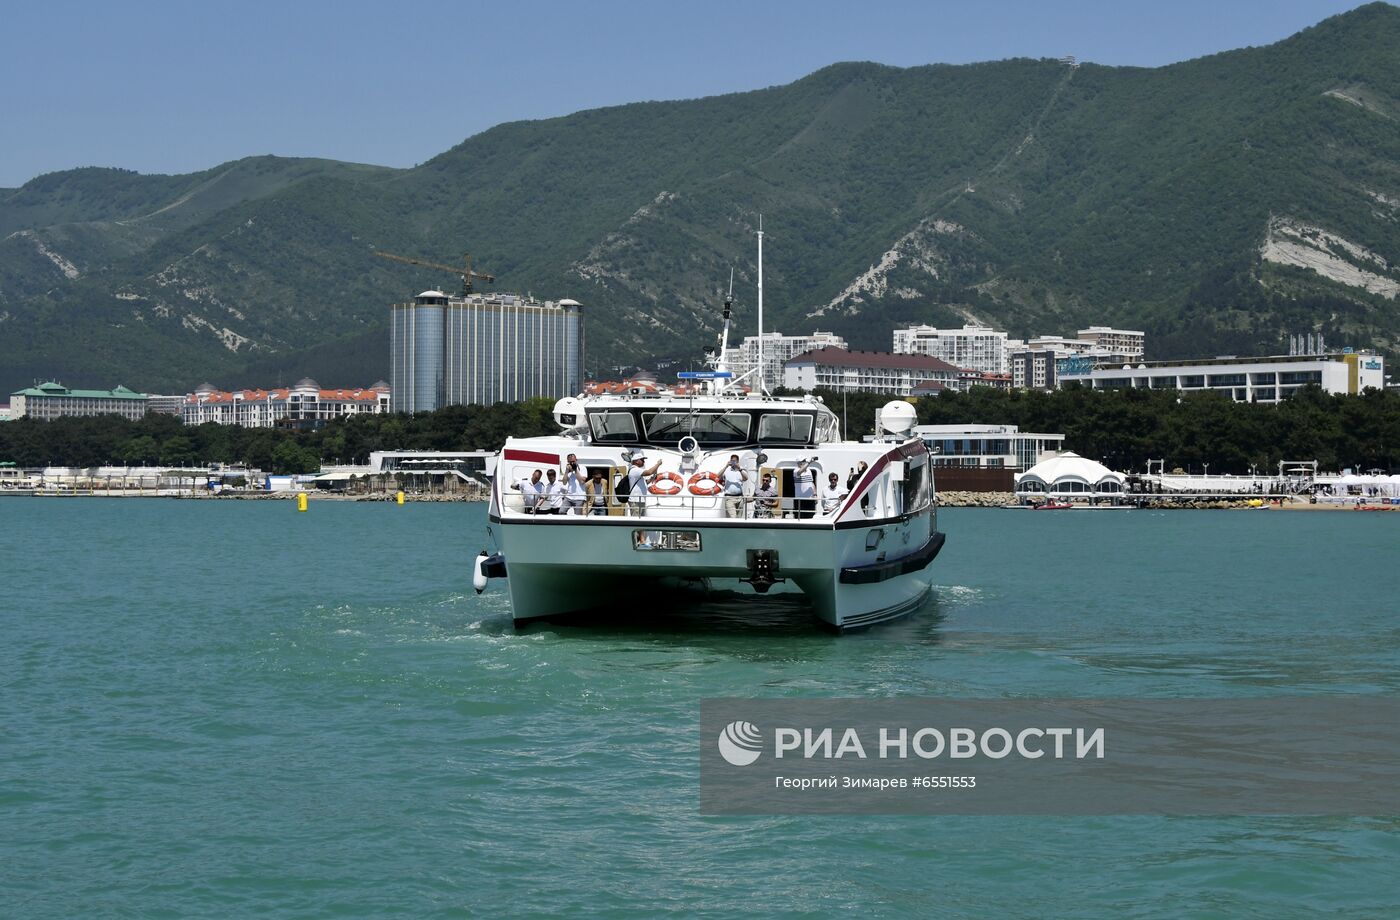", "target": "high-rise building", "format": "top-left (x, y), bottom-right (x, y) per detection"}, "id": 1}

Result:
top-left (722, 330), bottom-right (847, 392)
top-left (892, 324), bottom-right (1010, 375)
top-left (390, 290), bottom-right (583, 412)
